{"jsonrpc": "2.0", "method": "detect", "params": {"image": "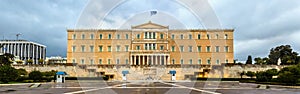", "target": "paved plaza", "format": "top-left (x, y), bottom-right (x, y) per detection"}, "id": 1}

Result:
top-left (1, 80), bottom-right (300, 94)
